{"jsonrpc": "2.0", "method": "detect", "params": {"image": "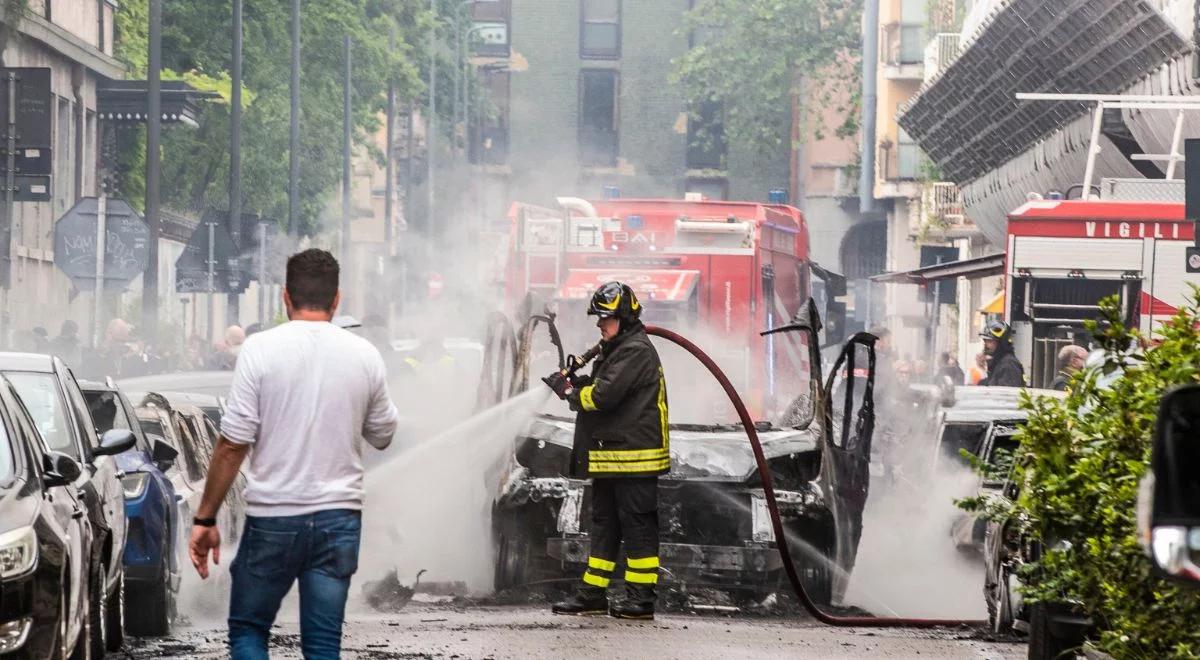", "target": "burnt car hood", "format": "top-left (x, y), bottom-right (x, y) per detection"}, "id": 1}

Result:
top-left (523, 416), bottom-right (819, 482)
